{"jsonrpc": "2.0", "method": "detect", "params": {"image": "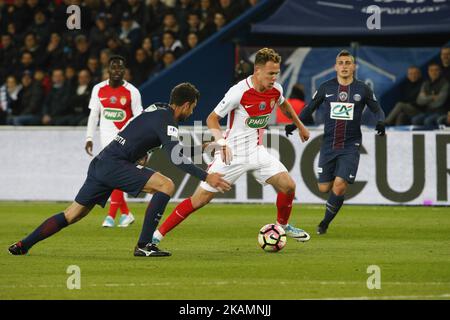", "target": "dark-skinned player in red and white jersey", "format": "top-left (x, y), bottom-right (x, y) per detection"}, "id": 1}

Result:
top-left (152, 48), bottom-right (312, 245)
top-left (85, 55), bottom-right (143, 228)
